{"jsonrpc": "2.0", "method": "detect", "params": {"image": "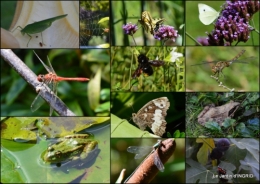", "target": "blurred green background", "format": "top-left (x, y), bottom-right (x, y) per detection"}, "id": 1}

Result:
top-left (186, 47), bottom-right (259, 91)
top-left (186, 1), bottom-right (260, 46)
top-left (111, 1), bottom-right (184, 46)
top-left (111, 138), bottom-right (185, 183)
top-left (1, 49), bottom-right (110, 116)
top-left (0, 1), bottom-right (16, 30)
